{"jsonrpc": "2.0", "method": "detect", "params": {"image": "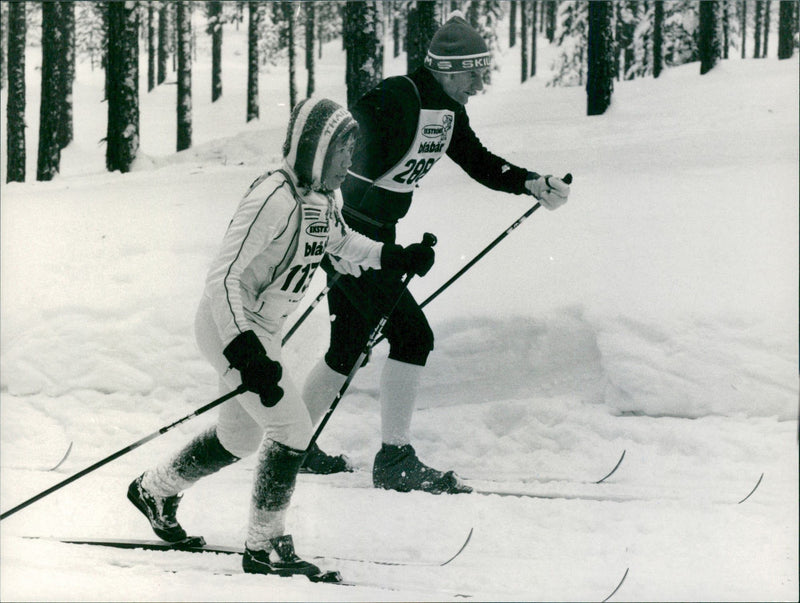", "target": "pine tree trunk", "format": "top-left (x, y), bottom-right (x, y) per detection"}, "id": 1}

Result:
top-left (345, 1), bottom-right (383, 109)
top-left (653, 0), bottom-right (664, 78)
top-left (521, 1), bottom-right (528, 83)
top-left (699, 0), bottom-right (722, 74)
top-left (546, 0), bottom-right (556, 43)
top-left (176, 0), bottom-right (192, 151)
top-left (393, 2), bottom-right (401, 58)
top-left (247, 1), bottom-right (259, 121)
top-left (406, 5), bottom-right (419, 73)
top-left (284, 2), bottom-right (297, 109)
top-left (318, 9), bottom-right (324, 59)
top-left (148, 1), bottom-right (155, 91)
top-left (531, 1), bottom-right (537, 77)
top-left (722, 0), bottom-right (730, 59)
top-left (406, 1), bottom-right (436, 74)
top-left (762, 0), bottom-right (771, 57)
top-left (741, 0), bottom-right (747, 58)
top-left (623, 2), bottom-right (637, 79)
top-left (37, 2), bottom-right (63, 181)
top-left (754, 0), bottom-right (763, 57)
top-left (105, 1), bottom-right (140, 173)
top-left (777, 0), bottom-right (795, 58)
top-left (587, 0), bottom-right (614, 116)
top-left (509, 0), bottom-right (516, 48)
top-left (6, 0), bottom-right (26, 183)
top-left (1, 3), bottom-right (5, 92)
top-left (209, 0), bottom-right (222, 101)
top-left (158, 1), bottom-right (168, 84)
top-left (58, 1), bottom-right (75, 150)
top-left (467, 0), bottom-right (479, 29)
top-left (305, 2), bottom-right (316, 98)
